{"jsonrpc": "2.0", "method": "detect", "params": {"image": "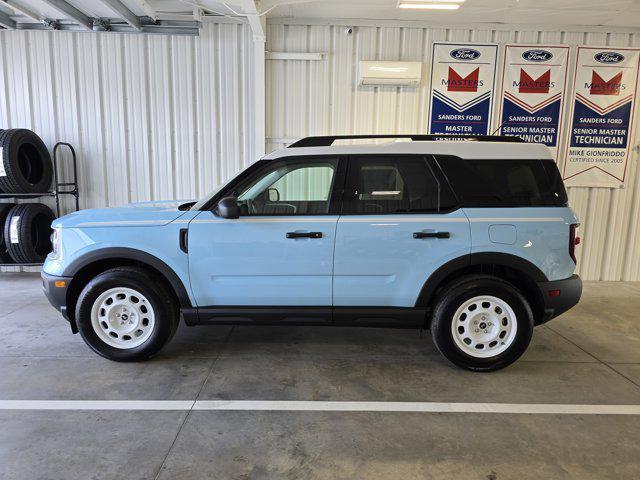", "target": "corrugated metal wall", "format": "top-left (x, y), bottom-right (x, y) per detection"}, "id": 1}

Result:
top-left (0, 19), bottom-right (254, 271)
top-left (0, 20), bottom-right (255, 210)
top-left (1, 18), bottom-right (639, 281)
top-left (265, 21), bottom-right (640, 281)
